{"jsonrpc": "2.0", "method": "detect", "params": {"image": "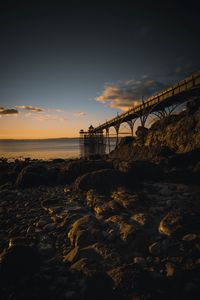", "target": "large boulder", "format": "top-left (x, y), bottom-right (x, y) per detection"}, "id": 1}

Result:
top-left (118, 160), bottom-right (162, 180)
top-left (74, 169), bottom-right (127, 193)
top-left (16, 164), bottom-right (47, 188)
top-left (66, 159), bottom-right (113, 181)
